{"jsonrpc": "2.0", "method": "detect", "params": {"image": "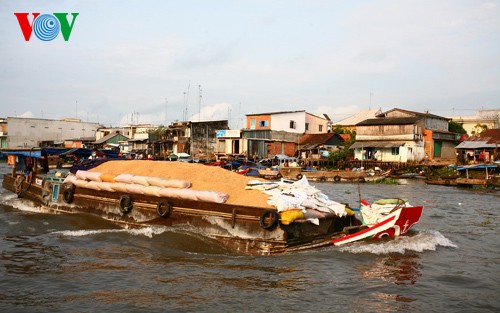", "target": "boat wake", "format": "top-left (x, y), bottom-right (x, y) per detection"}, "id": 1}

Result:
top-left (51, 225), bottom-right (170, 238)
top-left (338, 230), bottom-right (457, 255)
top-left (0, 195), bottom-right (43, 213)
